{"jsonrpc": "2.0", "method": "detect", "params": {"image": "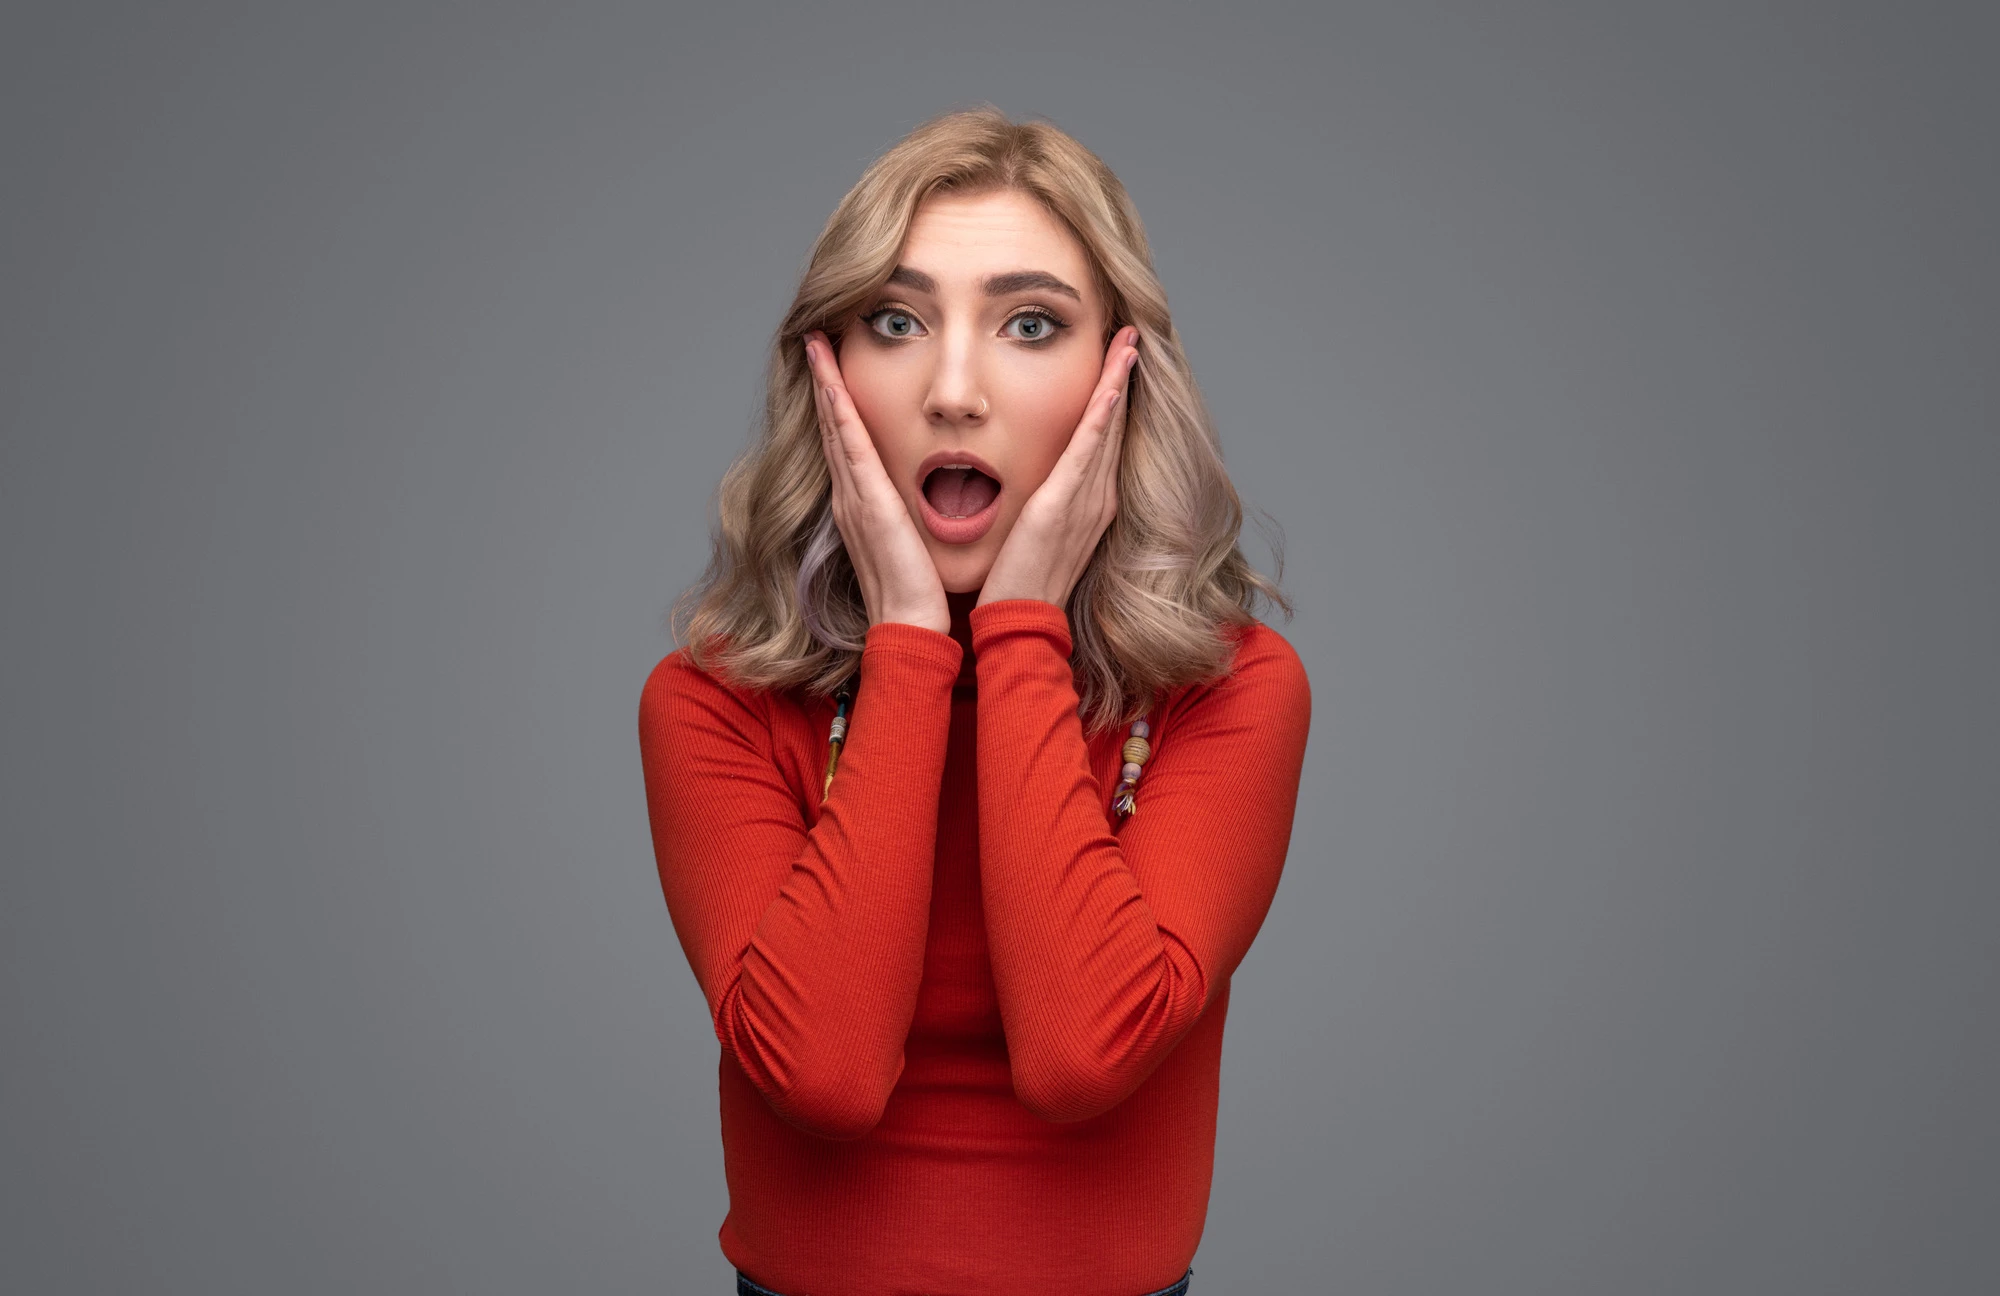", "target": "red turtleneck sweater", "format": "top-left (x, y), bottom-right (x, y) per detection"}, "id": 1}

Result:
top-left (637, 595), bottom-right (1310, 1296)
